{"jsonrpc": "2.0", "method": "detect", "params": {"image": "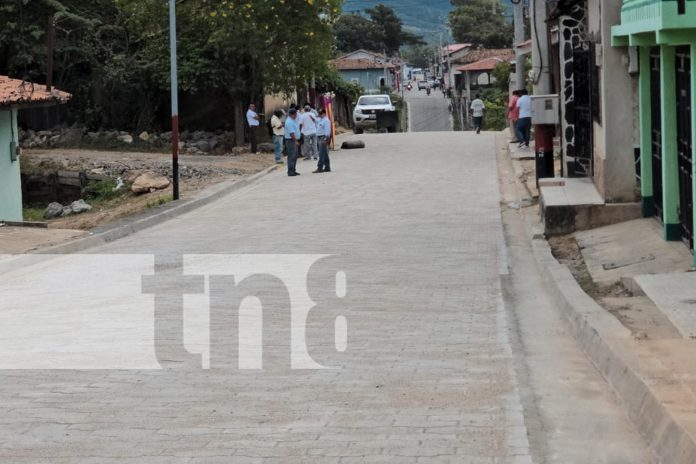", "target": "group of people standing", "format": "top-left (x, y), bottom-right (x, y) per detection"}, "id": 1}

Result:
top-left (507, 89), bottom-right (532, 147)
top-left (247, 103), bottom-right (332, 177)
